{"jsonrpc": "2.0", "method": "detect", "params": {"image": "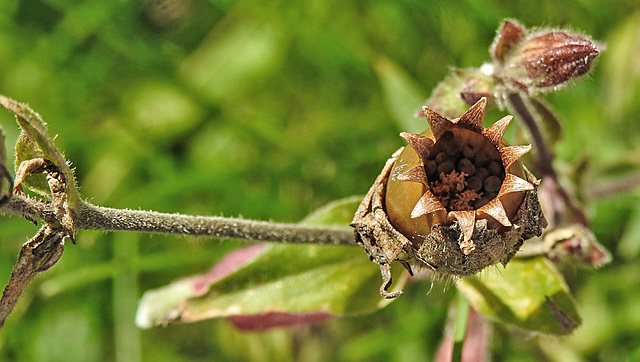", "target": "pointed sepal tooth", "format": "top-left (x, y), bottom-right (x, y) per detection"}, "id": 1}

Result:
top-left (400, 132), bottom-right (434, 160)
top-left (483, 115), bottom-right (513, 147)
top-left (398, 166), bottom-right (427, 184)
top-left (498, 174), bottom-right (534, 197)
top-left (449, 210), bottom-right (476, 255)
top-left (411, 190), bottom-right (445, 218)
top-left (478, 198), bottom-right (512, 227)
top-left (501, 145), bottom-right (531, 170)
top-left (421, 106), bottom-right (452, 139)
top-left (456, 97), bottom-right (487, 133)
